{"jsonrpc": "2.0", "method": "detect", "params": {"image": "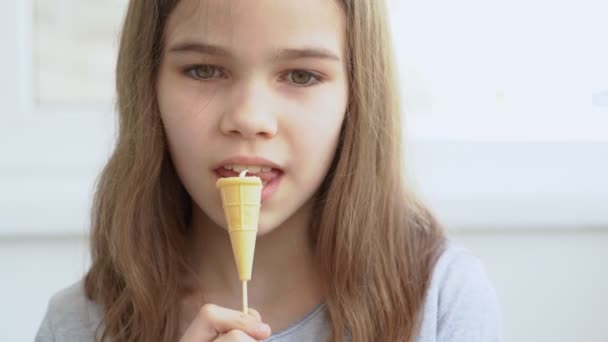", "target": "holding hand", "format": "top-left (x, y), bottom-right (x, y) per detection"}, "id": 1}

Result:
top-left (179, 304), bottom-right (272, 342)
